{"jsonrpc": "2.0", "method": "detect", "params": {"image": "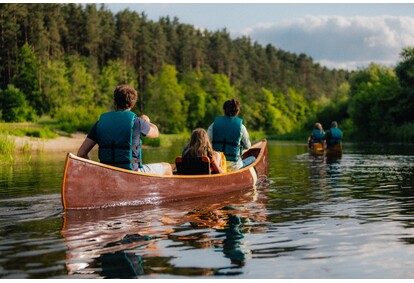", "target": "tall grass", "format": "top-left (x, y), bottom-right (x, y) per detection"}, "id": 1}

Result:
top-left (0, 135), bottom-right (15, 163)
top-left (0, 122), bottom-right (58, 139)
top-left (0, 122), bottom-right (58, 163)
